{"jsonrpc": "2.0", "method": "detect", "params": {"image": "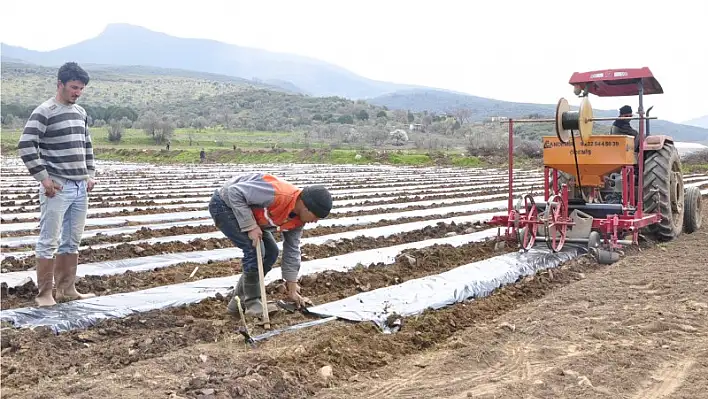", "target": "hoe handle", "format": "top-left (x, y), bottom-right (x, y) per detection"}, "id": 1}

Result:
top-left (256, 242), bottom-right (271, 329)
